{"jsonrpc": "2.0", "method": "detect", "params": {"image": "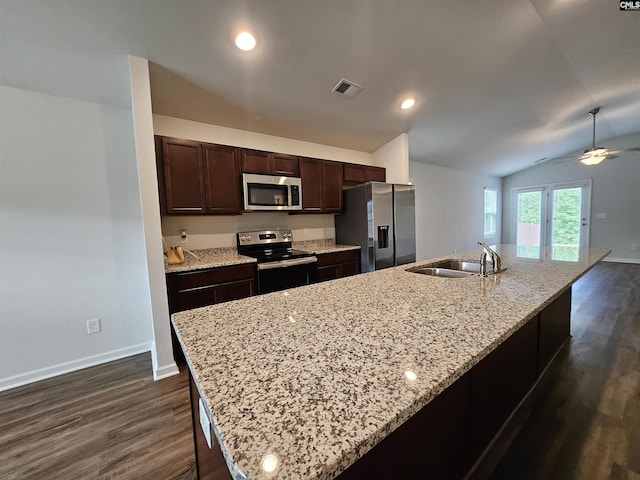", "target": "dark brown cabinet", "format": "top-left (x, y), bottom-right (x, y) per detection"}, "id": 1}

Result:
top-left (299, 157), bottom-right (344, 213)
top-left (343, 163), bottom-right (386, 183)
top-left (158, 137), bottom-right (207, 214)
top-left (317, 250), bottom-right (360, 282)
top-left (469, 315), bottom-right (539, 462)
top-left (240, 148), bottom-right (299, 177)
top-left (156, 136), bottom-right (242, 215)
top-left (166, 263), bottom-right (257, 314)
top-left (538, 288), bottom-right (572, 376)
top-left (203, 144), bottom-right (242, 214)
top-left (338, 374), bottom-right (471, 480)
